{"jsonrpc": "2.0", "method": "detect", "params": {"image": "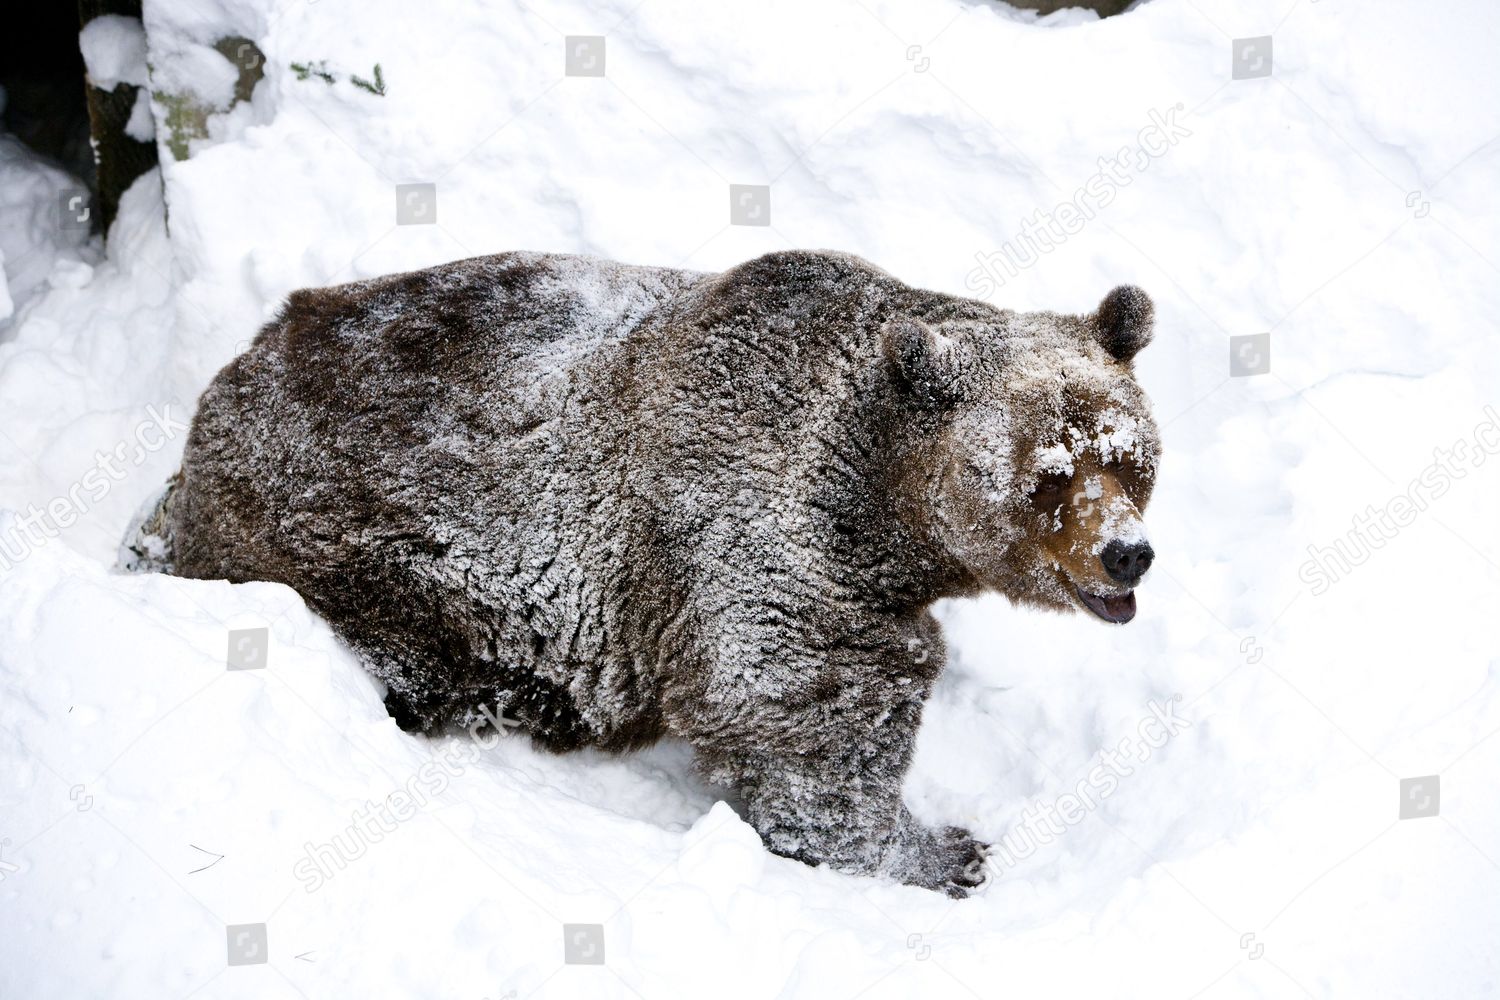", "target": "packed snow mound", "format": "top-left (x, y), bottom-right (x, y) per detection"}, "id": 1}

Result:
top-left (0, 135), bottom-right (100, 334)
top-left (3, 0), bottom-right (1500, 996)
top-left (79, 14), bottom-right (150, 91)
